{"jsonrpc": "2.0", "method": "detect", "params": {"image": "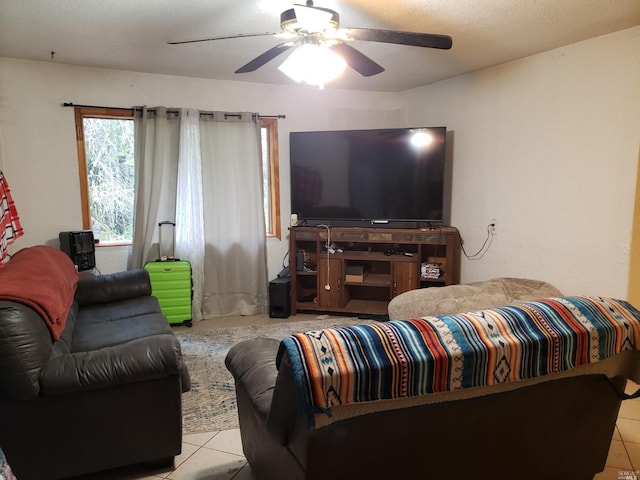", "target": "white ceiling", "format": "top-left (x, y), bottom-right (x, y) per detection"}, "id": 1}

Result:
top-left (1, 0), bottom-right (639, 92)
